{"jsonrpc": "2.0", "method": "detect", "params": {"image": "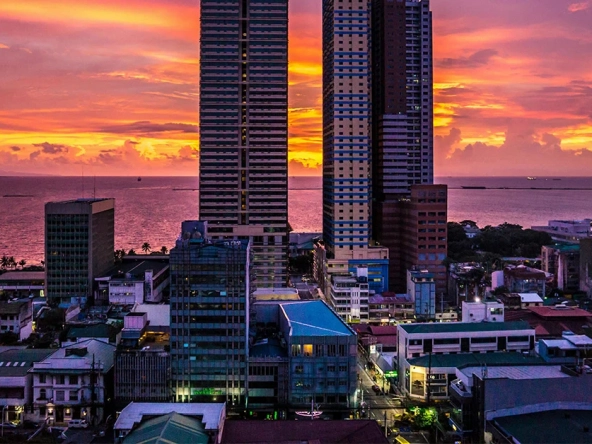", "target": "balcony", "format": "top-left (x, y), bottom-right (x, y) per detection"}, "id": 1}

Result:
top-left (449, 379), bottom-right (472, 400)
